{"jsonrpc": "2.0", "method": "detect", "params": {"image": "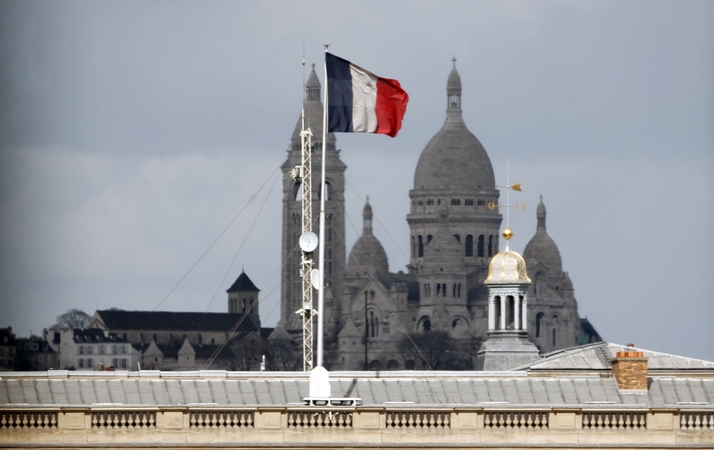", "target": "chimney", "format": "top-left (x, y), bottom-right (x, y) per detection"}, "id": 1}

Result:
top-left (611, 344), bottom-right (648, 390)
